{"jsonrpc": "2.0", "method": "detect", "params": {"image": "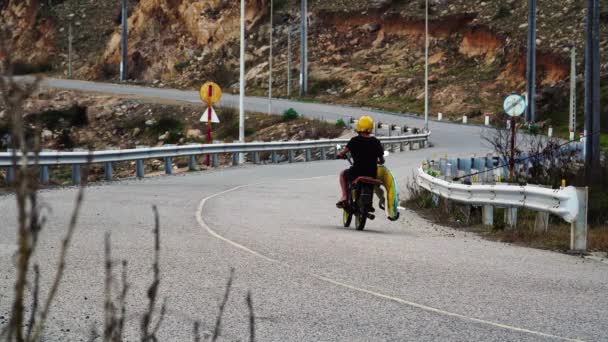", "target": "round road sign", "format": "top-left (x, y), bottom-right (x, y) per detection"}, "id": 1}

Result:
top-left (200, 82), bottom-right (222, 105)
top-left (503, 94), bottom-right (526, 117)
